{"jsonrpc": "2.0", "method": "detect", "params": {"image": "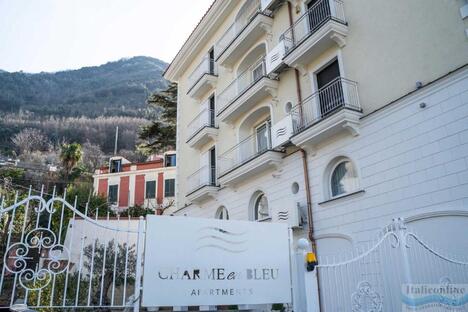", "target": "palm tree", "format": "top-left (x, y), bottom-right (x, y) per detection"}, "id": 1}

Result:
top-left (60, 143), bottom-right (83, 180)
